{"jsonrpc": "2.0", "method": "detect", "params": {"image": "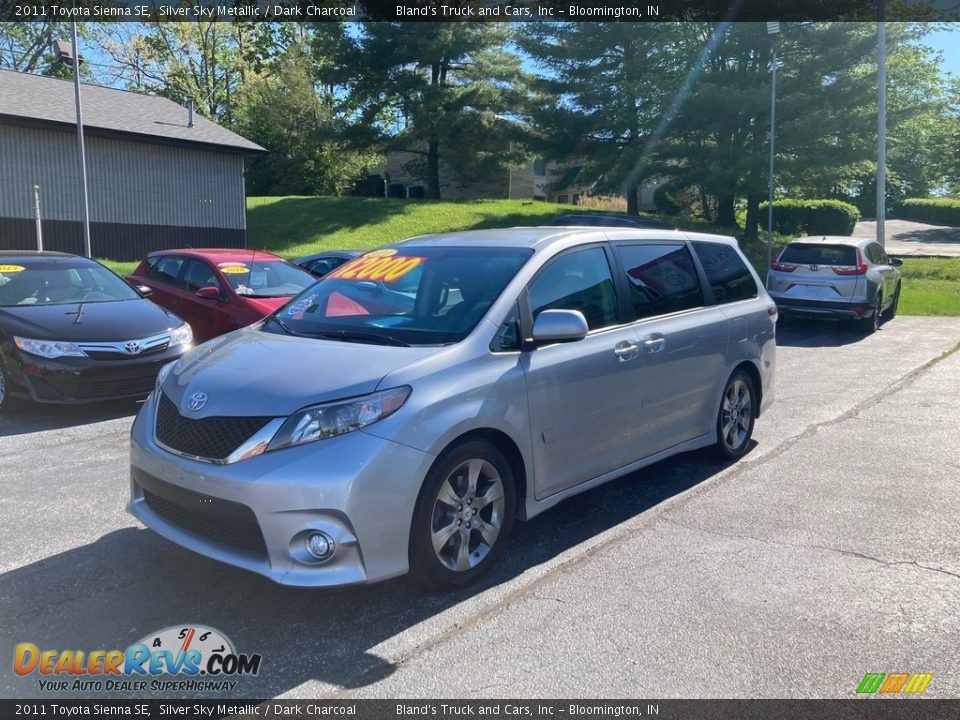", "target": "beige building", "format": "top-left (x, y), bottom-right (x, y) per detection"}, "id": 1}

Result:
top-left (377, 149), bottom-right (656, 210)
